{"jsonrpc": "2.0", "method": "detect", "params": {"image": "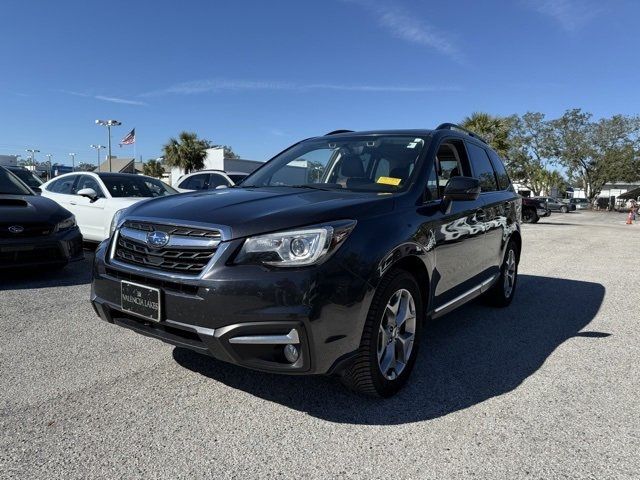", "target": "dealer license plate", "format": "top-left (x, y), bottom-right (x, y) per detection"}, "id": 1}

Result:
top-left (121, 281), bottom-right (161, 322)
